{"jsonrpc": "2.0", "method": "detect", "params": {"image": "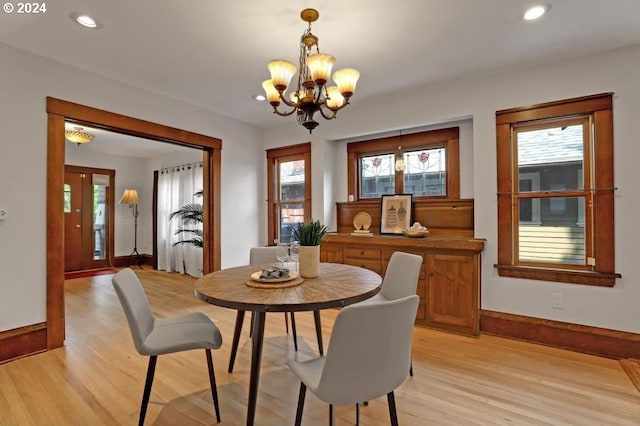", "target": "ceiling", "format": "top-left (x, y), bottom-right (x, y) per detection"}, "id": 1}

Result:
top-left (3, 0), bottom-right (640, 134)
top-left (63, 123), bottom-right (189, 158)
